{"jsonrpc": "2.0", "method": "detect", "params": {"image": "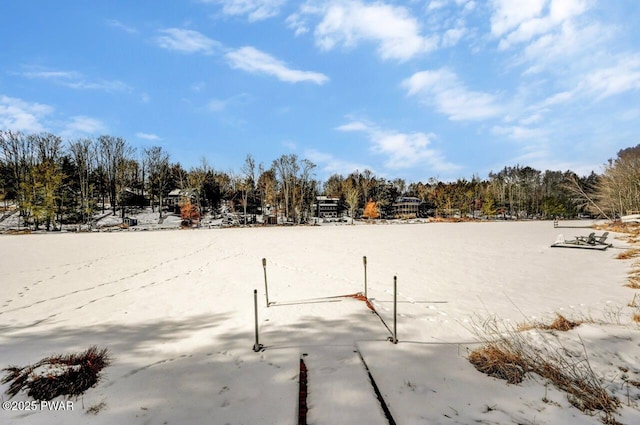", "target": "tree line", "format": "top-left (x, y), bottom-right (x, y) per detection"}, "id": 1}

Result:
top-left (1, 130), bottom-right (639, 230)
